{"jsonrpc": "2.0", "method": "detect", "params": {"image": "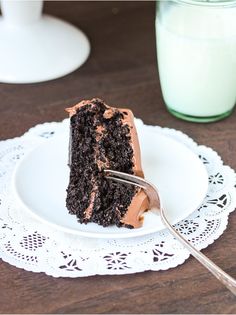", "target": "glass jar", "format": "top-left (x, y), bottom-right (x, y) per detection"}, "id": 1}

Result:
top-left (156, 0), bottom-right (236, 122)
